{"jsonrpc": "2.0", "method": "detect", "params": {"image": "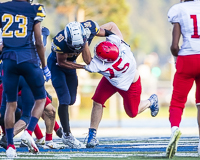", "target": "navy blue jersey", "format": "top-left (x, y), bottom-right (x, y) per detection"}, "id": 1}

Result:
top-left (0, 1), bottom-right (46, 63)
top-left (51, 20), bottom-right (100, 62)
